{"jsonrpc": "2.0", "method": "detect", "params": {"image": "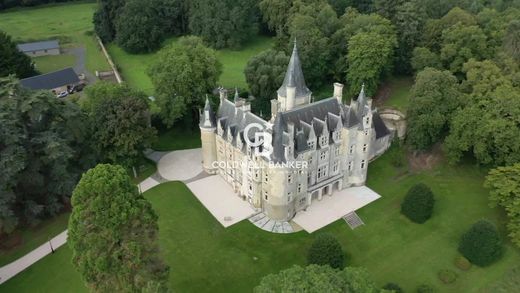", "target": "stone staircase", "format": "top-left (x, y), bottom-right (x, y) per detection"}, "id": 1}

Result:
top-left (248, 212), bottom-right (295, 234)
top-left (343, 212), bottom-right (364, 229)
